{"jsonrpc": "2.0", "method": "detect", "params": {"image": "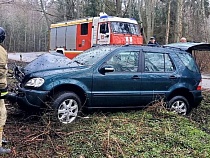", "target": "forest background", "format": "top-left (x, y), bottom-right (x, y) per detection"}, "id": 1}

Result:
top-left (0, 0), bottom-right (209, 53)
